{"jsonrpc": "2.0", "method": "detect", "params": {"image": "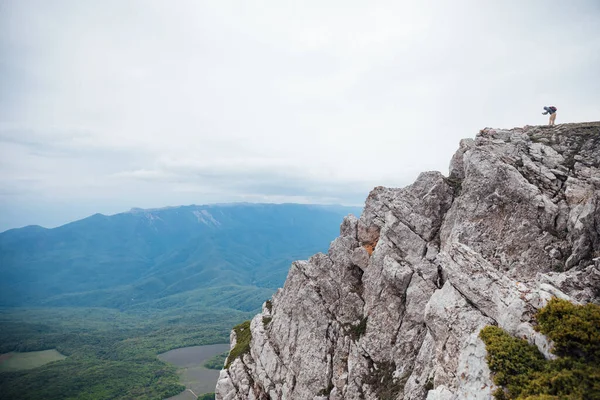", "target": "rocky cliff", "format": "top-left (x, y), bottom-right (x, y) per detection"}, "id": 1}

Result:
top-left (216, 122), bottom-right (600, 400)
